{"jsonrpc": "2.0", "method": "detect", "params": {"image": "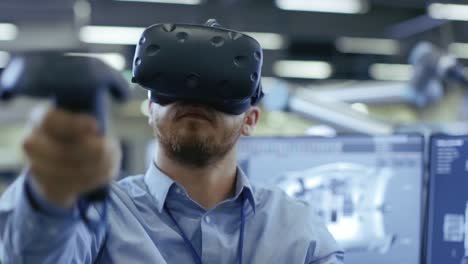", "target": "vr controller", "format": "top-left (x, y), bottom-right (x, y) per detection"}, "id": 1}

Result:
top-left (0, 53), bottom-right (130, 202)
top-left (132, 19), bottom-right (264, 115)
